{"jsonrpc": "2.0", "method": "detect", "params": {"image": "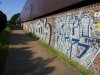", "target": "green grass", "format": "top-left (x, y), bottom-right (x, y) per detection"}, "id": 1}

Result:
top-left (0, 27), bottom-right (11, 74)
top-left (26, 32), bottom-right (95, 75)
top-left (39, 40), bottom-right (95, 75)
top-left (27, 32), bottom-right (39, 41)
